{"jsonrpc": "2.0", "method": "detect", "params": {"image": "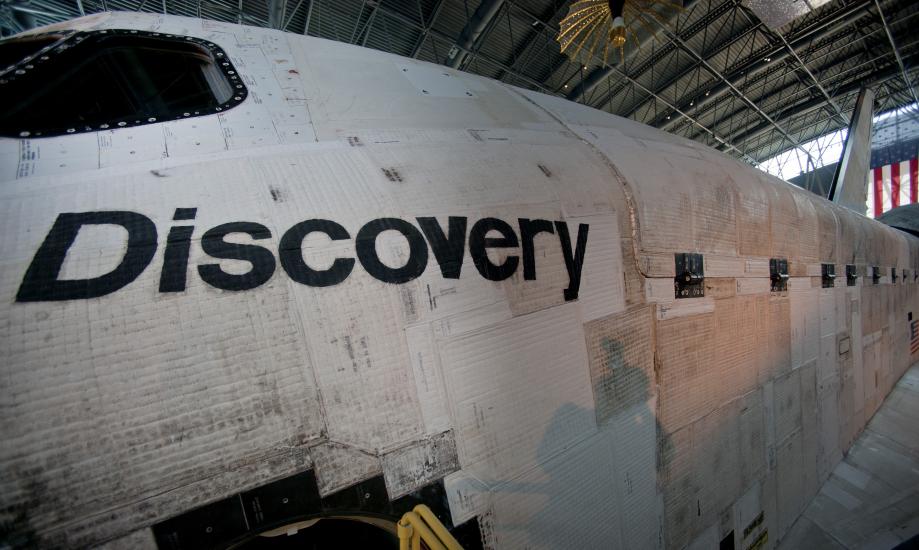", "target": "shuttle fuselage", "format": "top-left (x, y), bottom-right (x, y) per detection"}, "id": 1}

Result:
top-left (1, 11), bottom-right (917, 550)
